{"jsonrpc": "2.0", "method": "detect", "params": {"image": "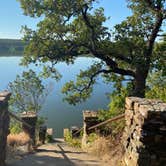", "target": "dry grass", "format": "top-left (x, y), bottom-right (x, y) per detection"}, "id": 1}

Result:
top-left (7, 132), bottom-right (33, 164)
top-left (87, 136), bottom-right (111, 157)
top-left (85, 135), bottom-right (125, 165)
top-left (7, 132), bottom-right (31, 147)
